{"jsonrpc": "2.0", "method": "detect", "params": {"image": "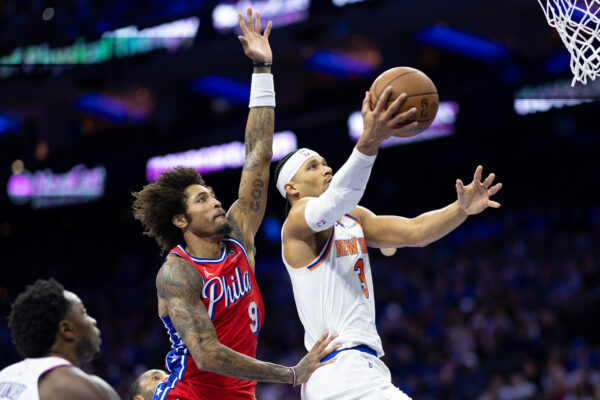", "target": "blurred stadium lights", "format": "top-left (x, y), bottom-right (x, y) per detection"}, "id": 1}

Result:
top-left (189, 74), bottom-right (250, 105)
top-left (332, 0), bottom-right (370, 6)
top-left (347, 101), bottom-right (459, 147)
top-left (415, 25), bottom-right (511, 64)
top-left (73, 93), bottom-right (151, 123)
top-left (0, 17), bottom-right (199, 79)
top-left (514, 78), bottom-right (599, 115)
top-left (304, 50), bottom-right (375, 78)
top-left (262, 216), bottom-right (283, 243)
top-left (146, 130), bottom-right (298, 181)
top-left (0, 112), bottom-right (20, 137)
top-left (514, 98), bottom-right (594, 115)
top-left (102, 16), bottom-right (199, 41)
top-left (7, 164), bottom-right (107, 209)
top-left (544, 50), bottom-right (570, 75)
top-left (212, 0), bottom-right (310, 33)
